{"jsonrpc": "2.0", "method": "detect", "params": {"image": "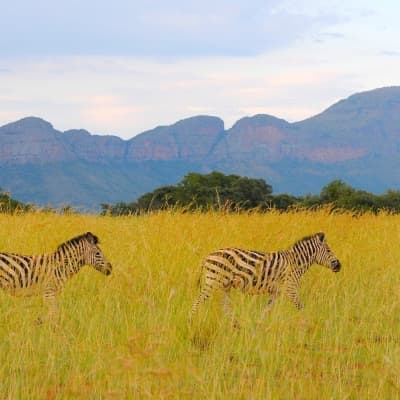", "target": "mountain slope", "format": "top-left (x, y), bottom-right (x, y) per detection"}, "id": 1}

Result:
top-left (1, 87), bottom-right (400, 207)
